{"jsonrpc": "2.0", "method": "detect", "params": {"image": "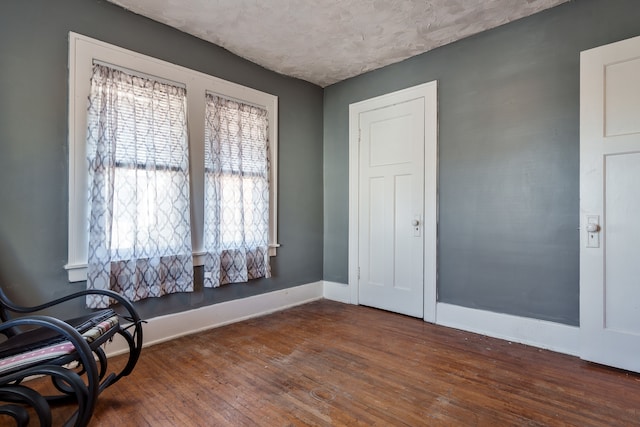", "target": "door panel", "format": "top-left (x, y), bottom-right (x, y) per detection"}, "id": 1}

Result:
top-left (604, 153), bottom-right (640, 334)
top-left (580, 35), bottom-right (640, 372)
top-left (605, 58), bottom-right (640, 136)
top-left (358, 98), bottom-right (424, 318)
top-left (393, 174), bottom-right (414, 292)
top-left (368, 176), bottom-right (385, 287)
